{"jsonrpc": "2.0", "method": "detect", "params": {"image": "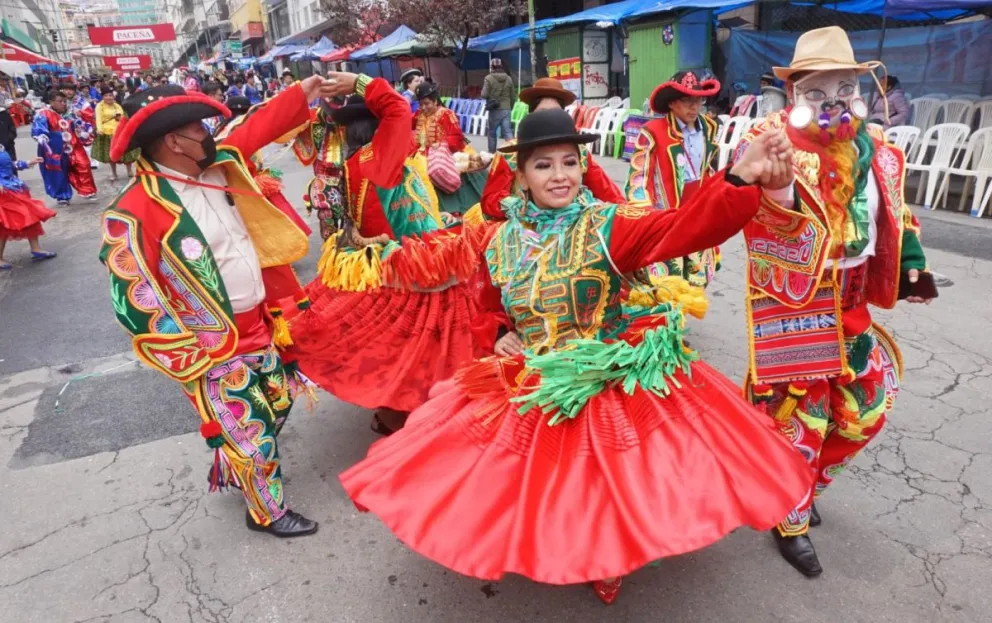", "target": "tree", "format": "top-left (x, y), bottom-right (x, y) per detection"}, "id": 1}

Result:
top-left (391, 0), bottom-right (526, 67)
top-left (317, 0), bottom-right (397, 47)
